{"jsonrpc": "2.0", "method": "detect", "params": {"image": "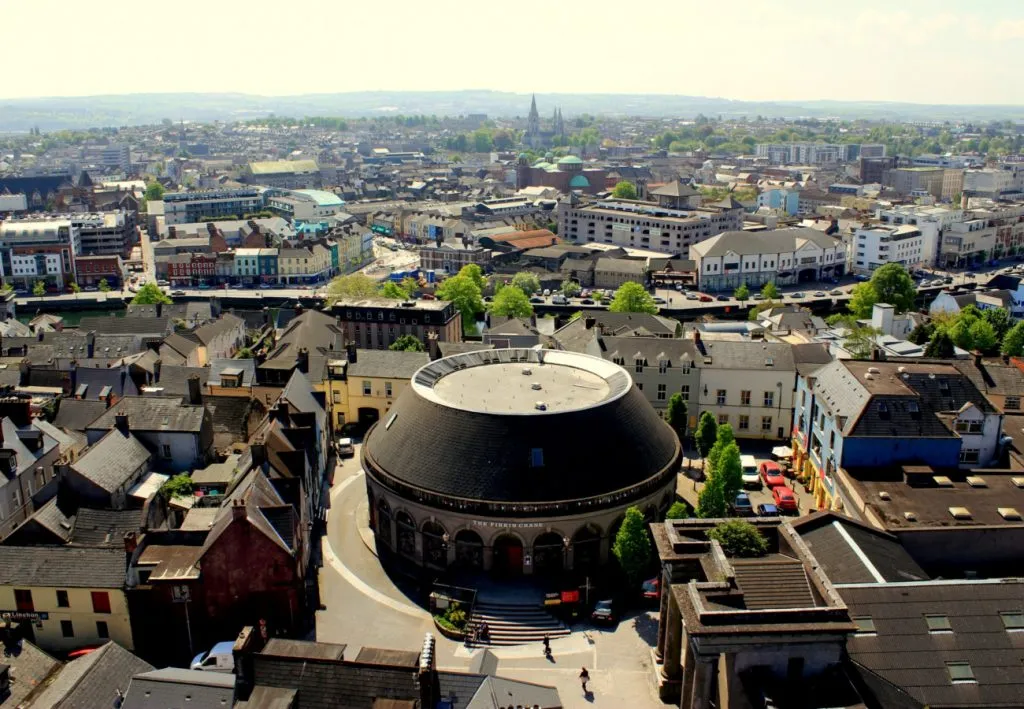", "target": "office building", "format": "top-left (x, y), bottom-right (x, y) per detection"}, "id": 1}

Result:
top-left (158, 188), bottom-right (264, 225)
